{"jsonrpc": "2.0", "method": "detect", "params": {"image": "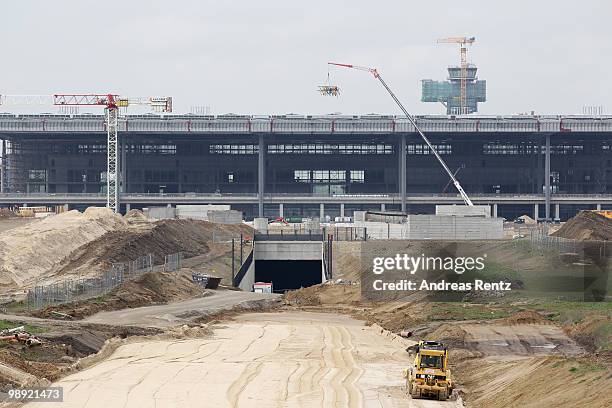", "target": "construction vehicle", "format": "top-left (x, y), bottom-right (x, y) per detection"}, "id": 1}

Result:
top-left (403, 340), bottom-right (454, 400)
top-left (590, 210), bottom-right (612, 220)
